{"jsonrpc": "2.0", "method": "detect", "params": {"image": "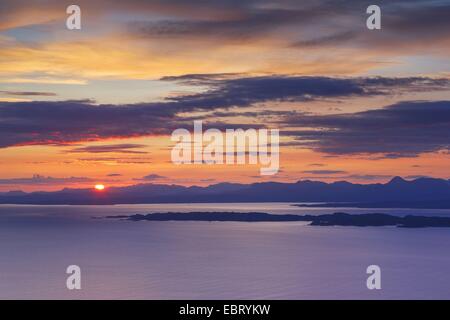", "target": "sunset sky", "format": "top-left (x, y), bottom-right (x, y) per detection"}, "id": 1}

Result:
top-left (0, 0), bottom-right (449, 191)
